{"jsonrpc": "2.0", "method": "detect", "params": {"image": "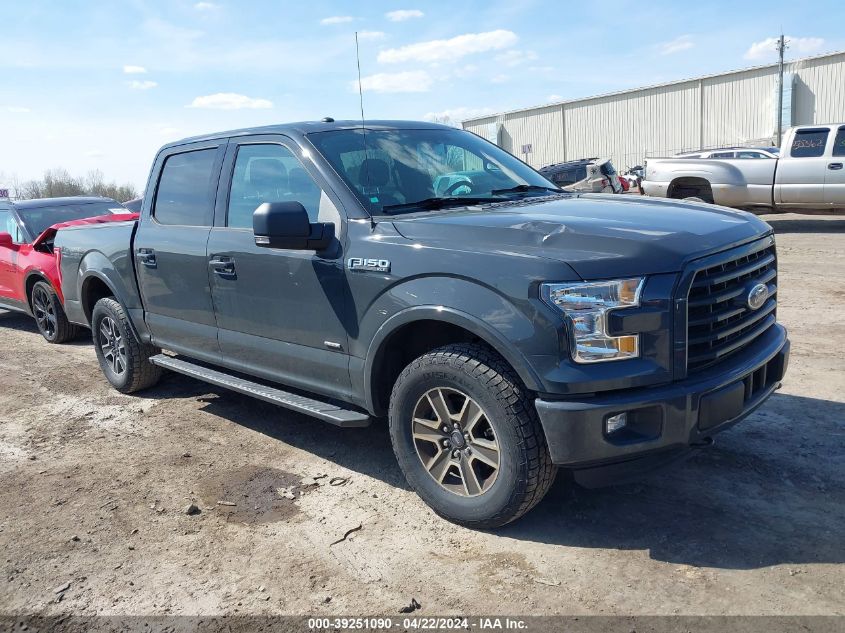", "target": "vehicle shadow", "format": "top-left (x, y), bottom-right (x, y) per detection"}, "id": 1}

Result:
top-left (0, 310), bottom-right (91, 345)
top-left (144, 372), bottom-right (845, 570)
top-left (767, 216), bottom-right (845, 233)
